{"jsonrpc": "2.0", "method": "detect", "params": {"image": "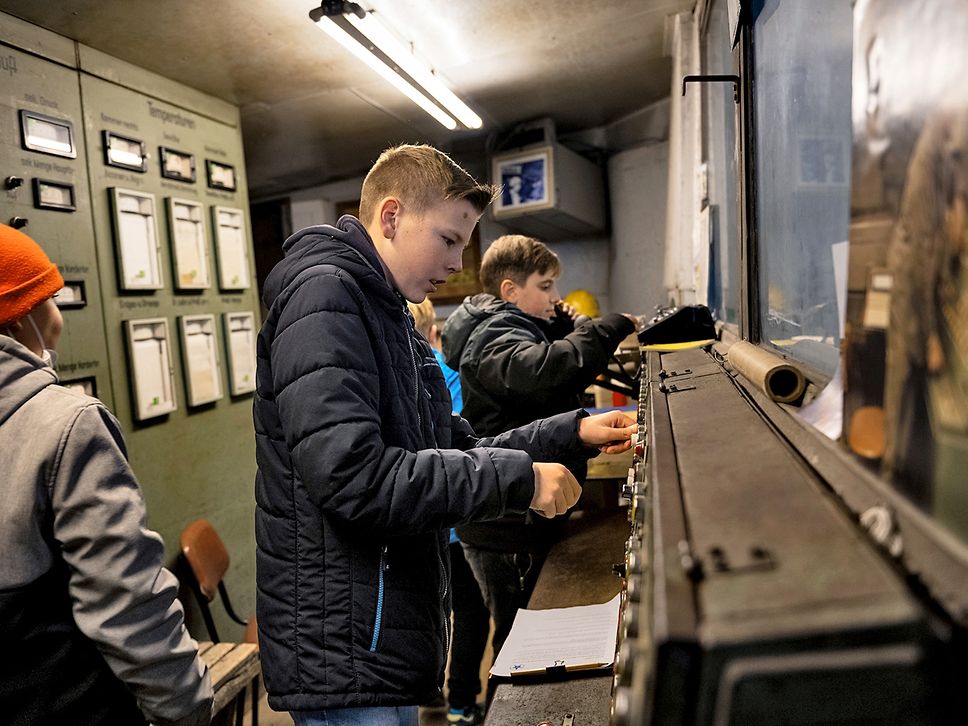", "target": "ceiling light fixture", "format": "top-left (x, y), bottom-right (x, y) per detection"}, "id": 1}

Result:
top-left (309, 1), bottom-right (482, 131)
